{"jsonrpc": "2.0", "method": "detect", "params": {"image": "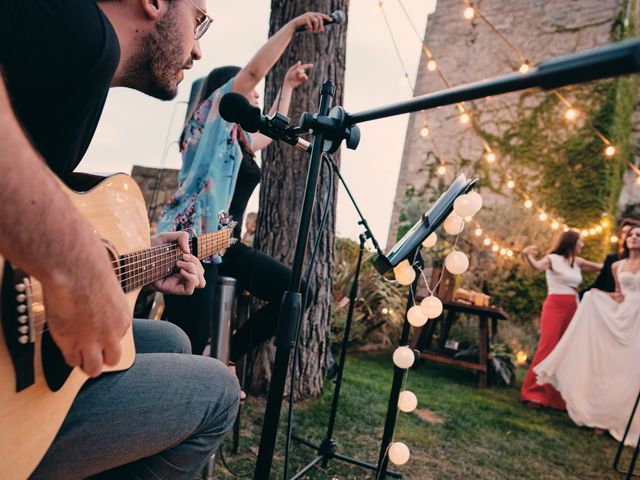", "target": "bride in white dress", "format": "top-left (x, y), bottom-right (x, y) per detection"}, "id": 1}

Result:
top-left (535, 225), bottom-right (640, 445)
